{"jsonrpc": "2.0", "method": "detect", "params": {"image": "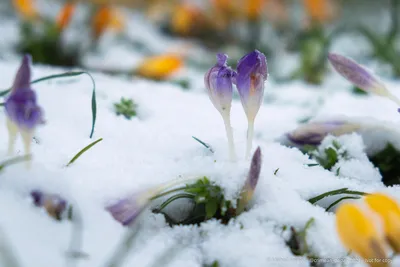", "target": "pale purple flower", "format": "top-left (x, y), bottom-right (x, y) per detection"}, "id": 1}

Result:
top-left (286, 120), bottom-right (361, 146)
top-left (204, 53), bottom-right (236, 116)
top-left (30, 190), bottom-right (67, 220)
top-left (328, 53), bottom-right (389, 97)
top-left (235, 50), bottom-right (268, 122)
top-left (5, 54), bottom-right (44, 130)
top-left (106, 191), bottom-right (151, 226)
top-left (237, 147), bottom-right (262, 213)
